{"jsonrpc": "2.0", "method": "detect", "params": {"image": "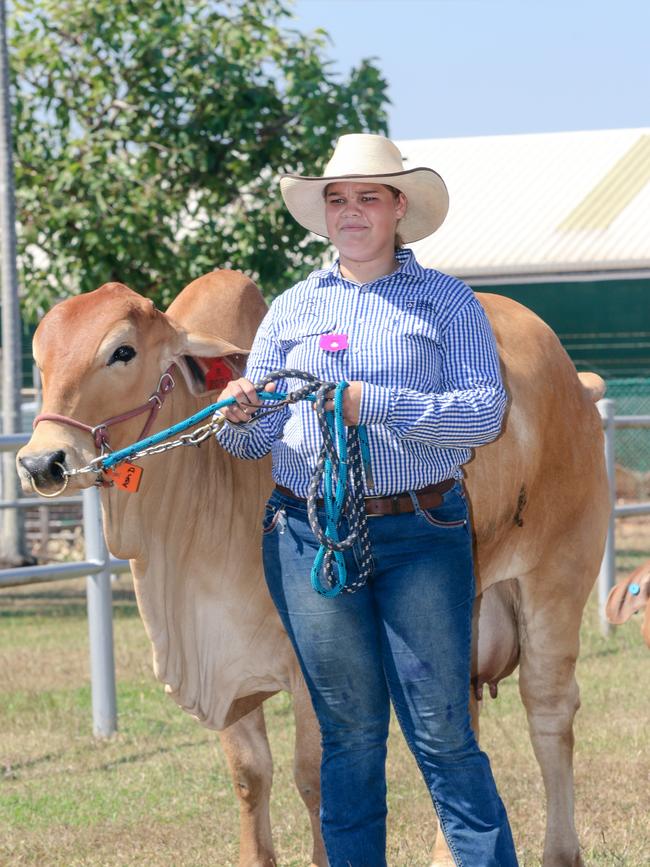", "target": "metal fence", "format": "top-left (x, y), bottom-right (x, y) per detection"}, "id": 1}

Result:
top-left (1, 432), bottom-right (129, 737)
top-left (597, 399), bottom-right (650, 635)
top-left (606, 378), bottom-right (650, 477)
top-left (1, 402), bottom-right (649, 735)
